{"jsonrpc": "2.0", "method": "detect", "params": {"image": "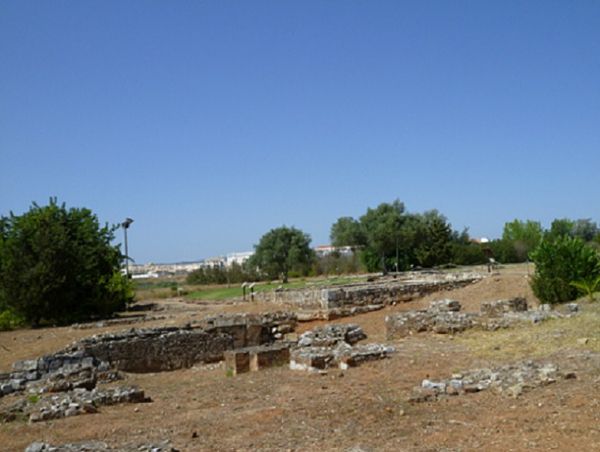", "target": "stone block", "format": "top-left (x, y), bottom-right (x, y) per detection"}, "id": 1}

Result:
top-left (481, 297), bottom-right (528, 317)
top-left (429, 299), bottom-right (461, 312)
top-left (249, 344), bottom-right (290, 371)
